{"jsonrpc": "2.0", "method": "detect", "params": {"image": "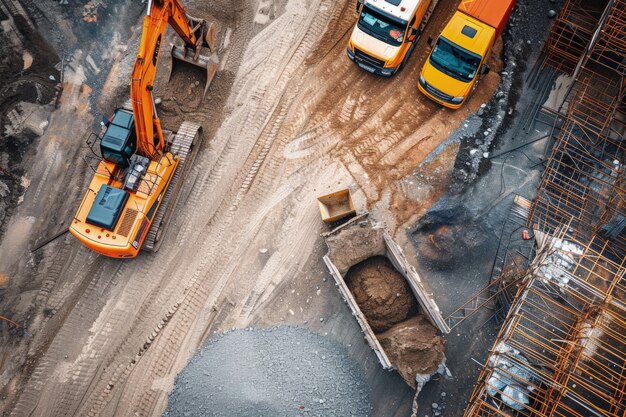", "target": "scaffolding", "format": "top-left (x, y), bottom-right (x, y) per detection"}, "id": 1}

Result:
top-left (464, 0), bottom-right (626, 415)
top-left (588, 0), bottom-right (626, 75)
top-left (529, 69), bottom-right (626, 257)
top-left (542, 0), bottom-right (609, 74)
top-left (464, 231), bottom-right (626, 417)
